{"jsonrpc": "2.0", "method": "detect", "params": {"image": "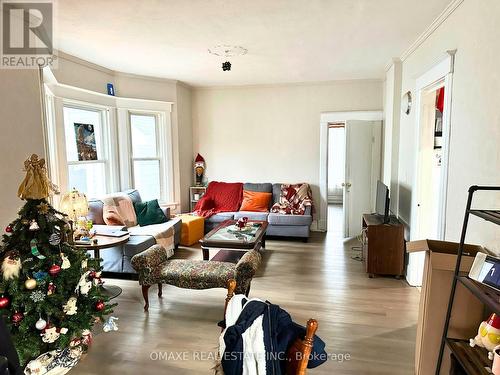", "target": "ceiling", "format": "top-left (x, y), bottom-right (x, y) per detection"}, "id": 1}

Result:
top-left (55, 0), bottom-right (452, 87)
